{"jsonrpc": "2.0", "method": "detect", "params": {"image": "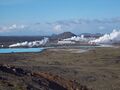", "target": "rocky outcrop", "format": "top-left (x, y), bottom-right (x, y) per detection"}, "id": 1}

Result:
top-left (0, 64), bottom-right (89, 90)
top-left (0, 64), bottom-right (28, 76)
top-left (32, 72), bottom-right (88, 90)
